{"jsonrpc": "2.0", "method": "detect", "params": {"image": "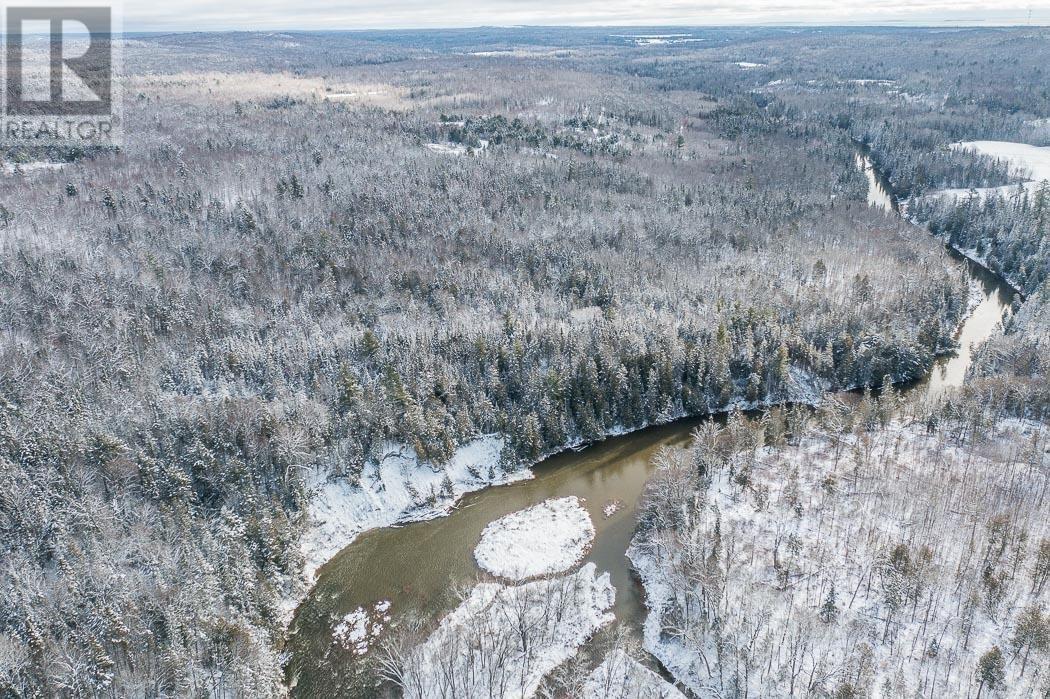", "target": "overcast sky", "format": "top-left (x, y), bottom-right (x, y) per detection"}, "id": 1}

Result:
top-left (123, 0), bottom-right (1049, 32)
